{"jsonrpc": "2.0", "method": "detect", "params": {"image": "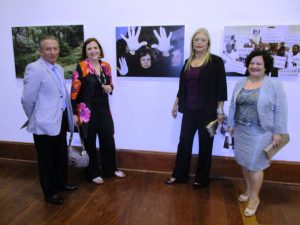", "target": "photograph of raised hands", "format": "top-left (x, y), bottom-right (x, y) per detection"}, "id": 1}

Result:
top-left (116, 25), bottom-right (184, 77)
